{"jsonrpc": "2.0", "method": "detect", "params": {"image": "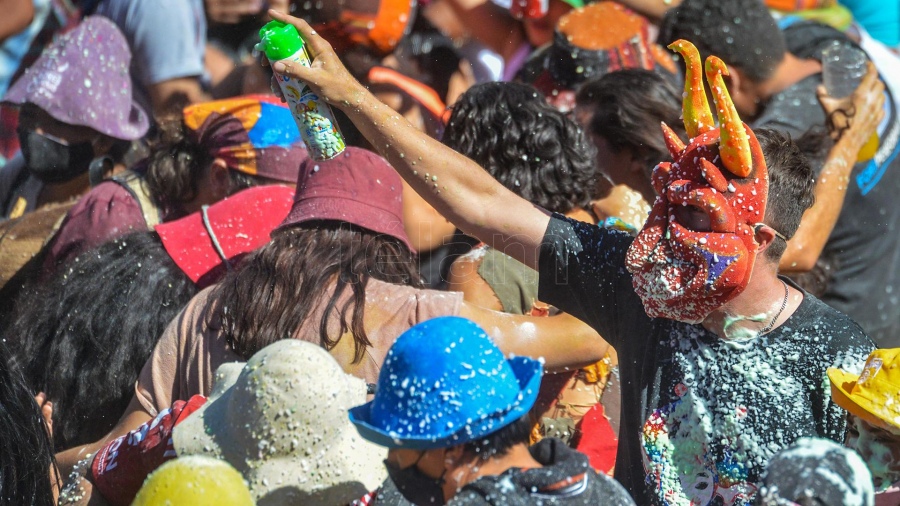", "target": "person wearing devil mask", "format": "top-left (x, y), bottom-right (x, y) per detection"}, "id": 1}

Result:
top-left (264, 12), bottom-right (874, 505)
top-left (659, 0), bottom-right (900, 355)
top-left (0, 16), bottom-right (148, 220)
